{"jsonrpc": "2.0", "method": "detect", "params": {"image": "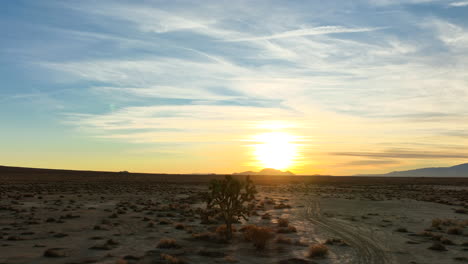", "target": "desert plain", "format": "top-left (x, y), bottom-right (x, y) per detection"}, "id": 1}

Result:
top-left (1, 166), bottom-right (467, 264)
